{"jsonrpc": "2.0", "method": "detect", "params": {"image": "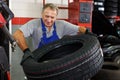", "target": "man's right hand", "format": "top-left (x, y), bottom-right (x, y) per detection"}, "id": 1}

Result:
top-left (21, 48), bottom-right (34, 65)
